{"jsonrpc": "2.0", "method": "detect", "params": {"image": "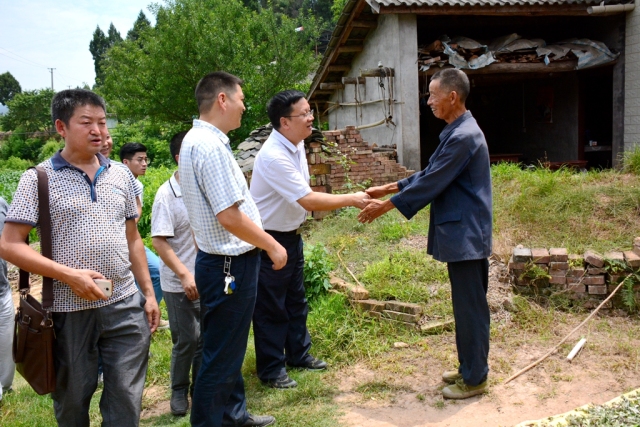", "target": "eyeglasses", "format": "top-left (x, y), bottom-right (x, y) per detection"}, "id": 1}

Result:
top-left (134, 157), bottom-right (151, 165)
top-left (284, 109), bottom-right (314, 119)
